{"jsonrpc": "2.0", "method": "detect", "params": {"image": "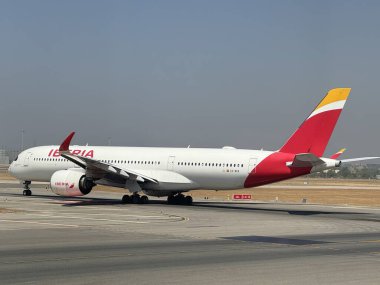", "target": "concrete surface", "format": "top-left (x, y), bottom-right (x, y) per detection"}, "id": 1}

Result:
top-left (1, 186), bottom-right (380, 285)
